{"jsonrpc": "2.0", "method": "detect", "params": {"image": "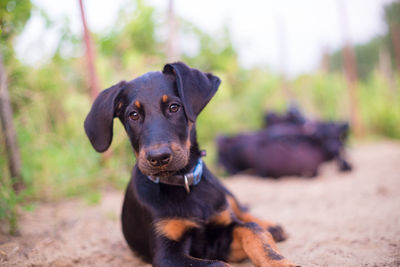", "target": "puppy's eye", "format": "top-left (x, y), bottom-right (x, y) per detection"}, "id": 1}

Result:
top-left (169, 103), bottom-right (180, 113)
top-left (129, 111), bottom-right (140, 120)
